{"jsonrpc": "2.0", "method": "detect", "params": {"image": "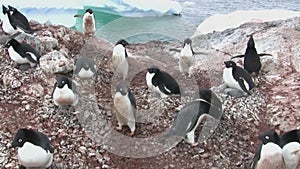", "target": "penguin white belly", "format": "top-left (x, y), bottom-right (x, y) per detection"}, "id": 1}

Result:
top-left (83, 14), bottom-right (95, 34)
top-left (114, 93), bottom-right (135, 123)
top-left (146, 72), bottom-right (155, 91)
top-left (179, 46), bottom-right (195, 73)
top-left (223, 68), bottom-right (249, 92)
top-left (2, 15), bottom-right (17, 35)
top-left (112, 45), bottom-right (126, 70)
top-left (8, 47), bottom-right (30, 64)
top-left (18, 142), bottom-right (53, 168)
top-left (78, 69), bottom-right (94, 78)
top-left (256, 143), bottom-right (284, 169)
top-left (282, 142), bottom-right (300, 169)
top-left (53, 85), bottom-right (78, 106)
